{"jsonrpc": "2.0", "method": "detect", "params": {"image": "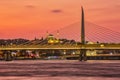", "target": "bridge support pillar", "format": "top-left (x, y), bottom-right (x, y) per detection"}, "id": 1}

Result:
top-left (4, 51), bottom-right (13, 61)
top-left (79, 49), bottom-right (87, 61)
